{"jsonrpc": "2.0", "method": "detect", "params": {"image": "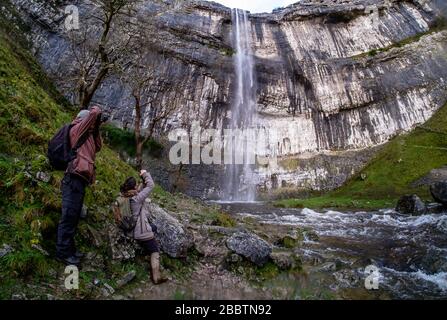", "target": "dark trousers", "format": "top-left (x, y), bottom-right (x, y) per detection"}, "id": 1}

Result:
top-left (56, 174), bottom-right (86, 258)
